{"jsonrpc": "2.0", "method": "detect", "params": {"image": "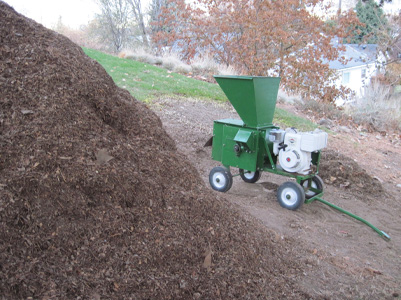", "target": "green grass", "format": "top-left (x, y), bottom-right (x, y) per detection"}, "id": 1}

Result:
top-left (274, 108), bottom-right (318, 131)
top-left (84, 48), bottom-right (318, 131)
top-left (83, 48), bottom-right (226, 102)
